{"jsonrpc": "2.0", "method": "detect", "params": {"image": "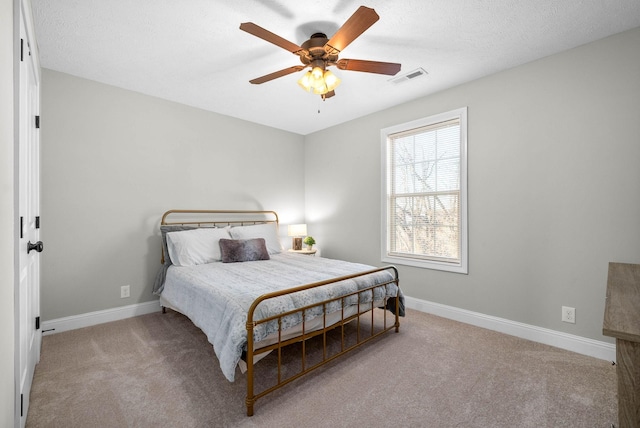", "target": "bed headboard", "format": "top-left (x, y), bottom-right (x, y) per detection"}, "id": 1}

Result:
top-left (159, 210), bottom-right (280, 264)
top-left (161, 209), bottom-right (279, 227)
